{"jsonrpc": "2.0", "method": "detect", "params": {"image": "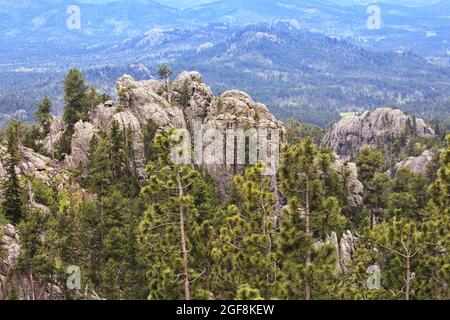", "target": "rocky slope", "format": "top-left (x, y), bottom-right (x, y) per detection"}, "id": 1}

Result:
top-left (44, 71), bottom-right (285, 193)
top-left (0, 72), bottom-right (371, 299)
top-left (395, 149), bottom-right (436, 174)
top-left (322, 108), bottom-right (436, 161)
top-left (0, 146), bottom-right (58, 189)
top-left (0, 224), bottom-right (64, 300)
